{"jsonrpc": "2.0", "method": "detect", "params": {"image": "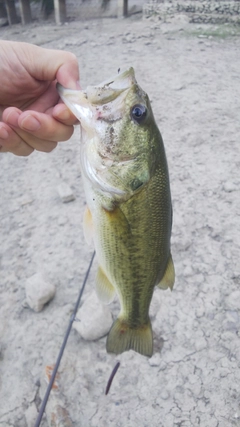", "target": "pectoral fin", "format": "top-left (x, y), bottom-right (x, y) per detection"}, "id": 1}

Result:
top-left (157, 253), bottom-right (175, 291)
top-left (83, 207), bottom-right (93, 245)
top-left (95, 266), bottom-right (115, 304)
